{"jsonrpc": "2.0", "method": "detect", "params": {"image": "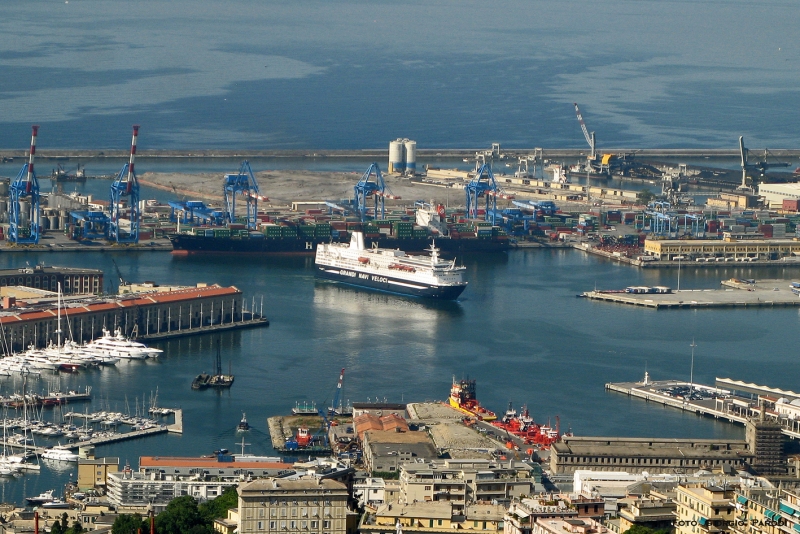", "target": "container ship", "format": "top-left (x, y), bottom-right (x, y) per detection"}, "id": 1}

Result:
top-left (448, 378), bottom-right (496, 421)
top-left (168, 208), bottom-right (510, 256)
top-left (315, 232), bottom-right (467, 299)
